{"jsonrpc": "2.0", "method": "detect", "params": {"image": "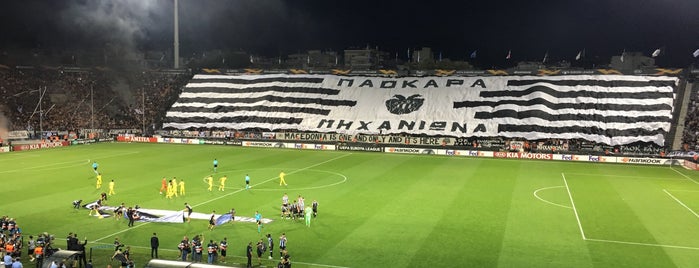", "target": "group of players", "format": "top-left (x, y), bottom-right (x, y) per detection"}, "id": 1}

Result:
top-left (281, 193), bottom-right (318, 227)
